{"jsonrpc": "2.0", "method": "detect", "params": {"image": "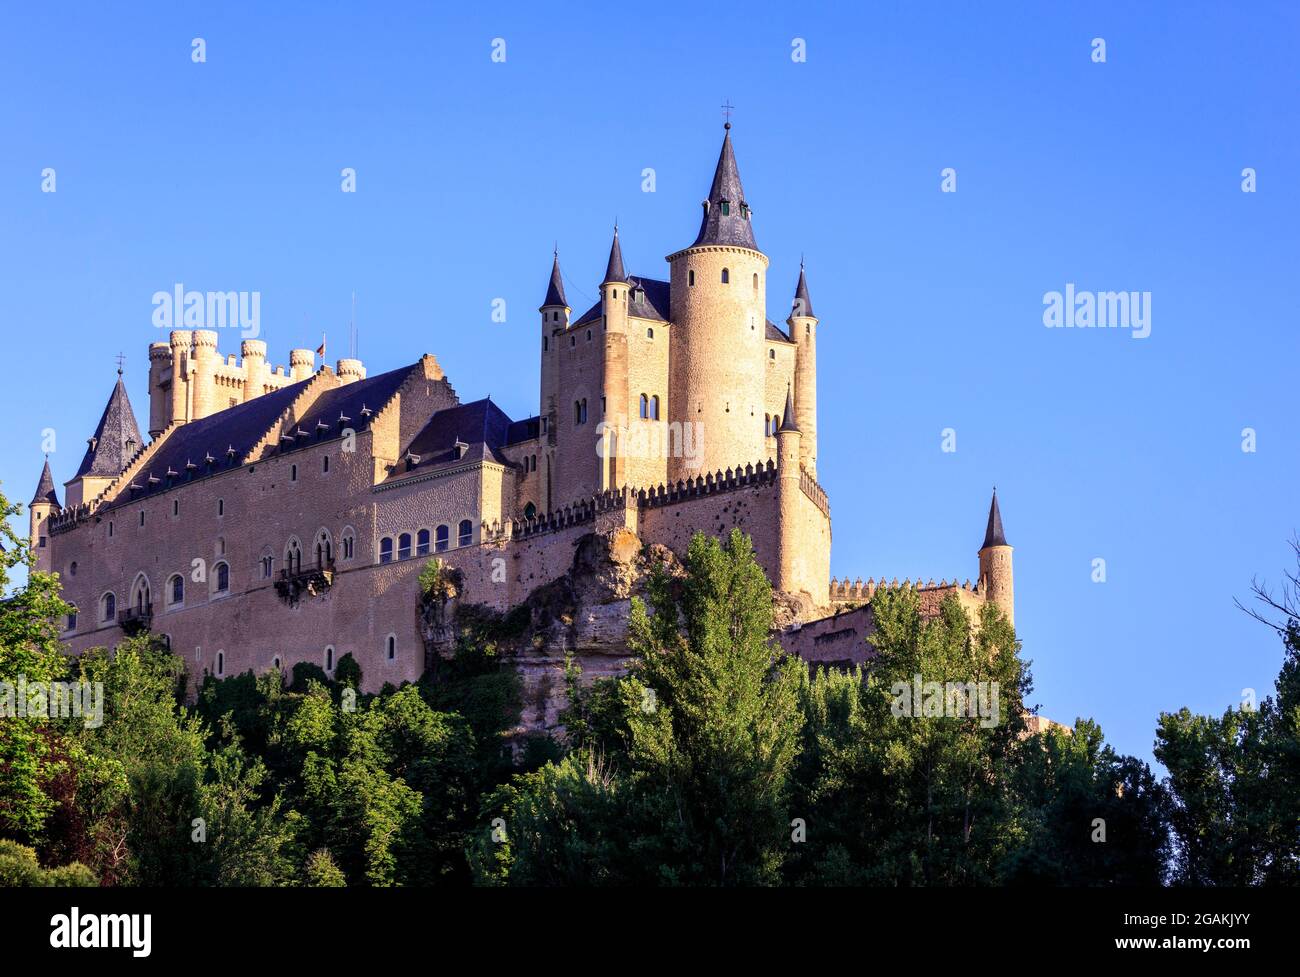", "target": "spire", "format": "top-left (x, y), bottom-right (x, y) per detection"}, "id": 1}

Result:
top-left (690, 126), bottom-right (758, 251)
top-left (74, 373), bottom-right (144, 480)
top-left (602, 224), bottom-right (626, 285)
top-left (542, 249), bottom-right (567, 307)
top-left (793, 259), bottom-right (815, 319)
top-left (982, 489), bottom-right (1008, 549)
top-left (781, 384), bottom-right (799, 433)
top-left (31, 457), bottom-right (59, 507)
